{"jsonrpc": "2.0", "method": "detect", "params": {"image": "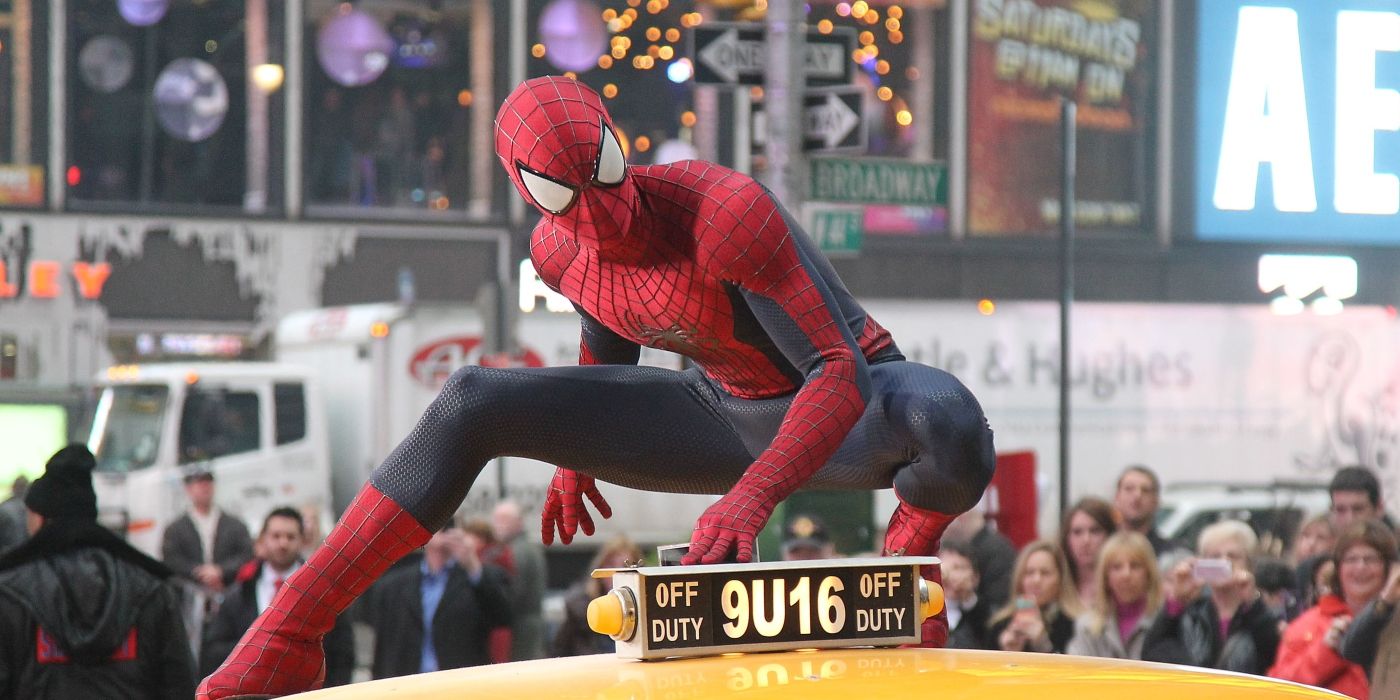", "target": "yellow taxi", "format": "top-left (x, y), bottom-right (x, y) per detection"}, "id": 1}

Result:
top-left (290, 557), bottom-right (1347, 700)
